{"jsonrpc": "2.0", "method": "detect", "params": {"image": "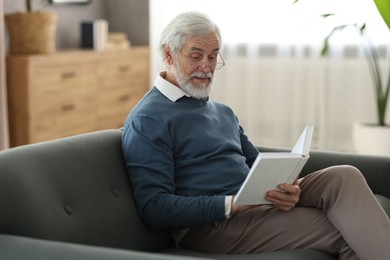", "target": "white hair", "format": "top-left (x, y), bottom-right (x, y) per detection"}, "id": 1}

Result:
top-left (159, 12), bottom-right (222, 62)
